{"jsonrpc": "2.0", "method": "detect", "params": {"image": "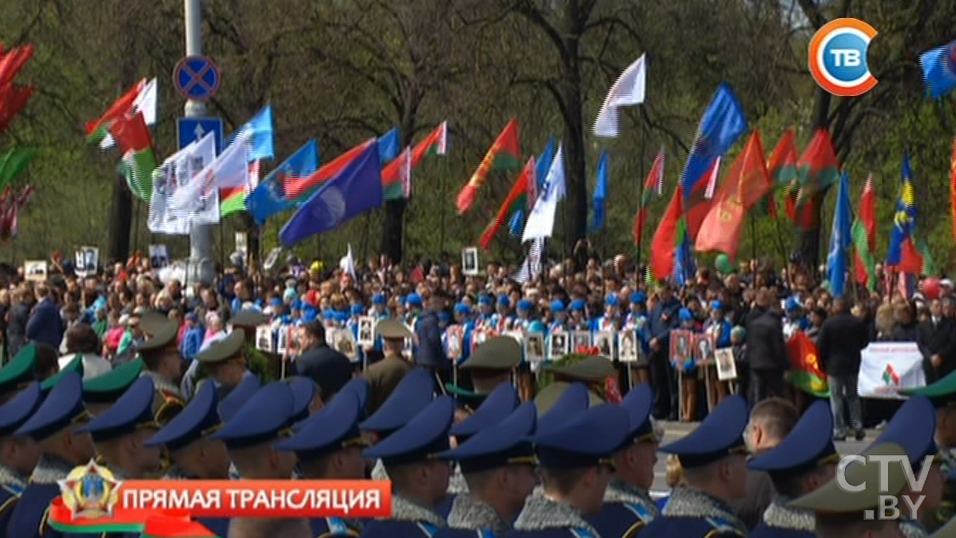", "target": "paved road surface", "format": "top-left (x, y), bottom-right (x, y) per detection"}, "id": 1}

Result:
top-left (650, 421), bottom-right (875, 494)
